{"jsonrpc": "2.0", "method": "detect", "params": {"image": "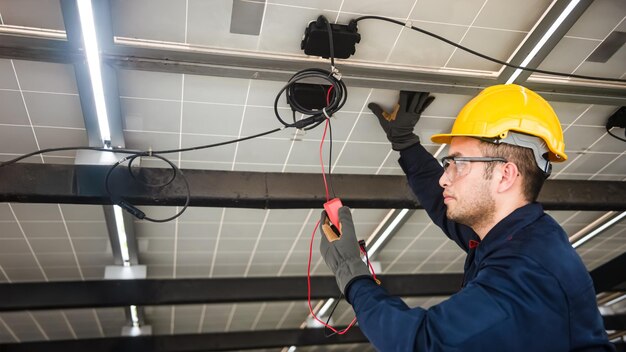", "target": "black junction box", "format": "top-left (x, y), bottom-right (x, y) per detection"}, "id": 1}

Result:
top-left (287, 83), bottom-right (332, 111)
top-left (301, 16), bottom-right (360, 59)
